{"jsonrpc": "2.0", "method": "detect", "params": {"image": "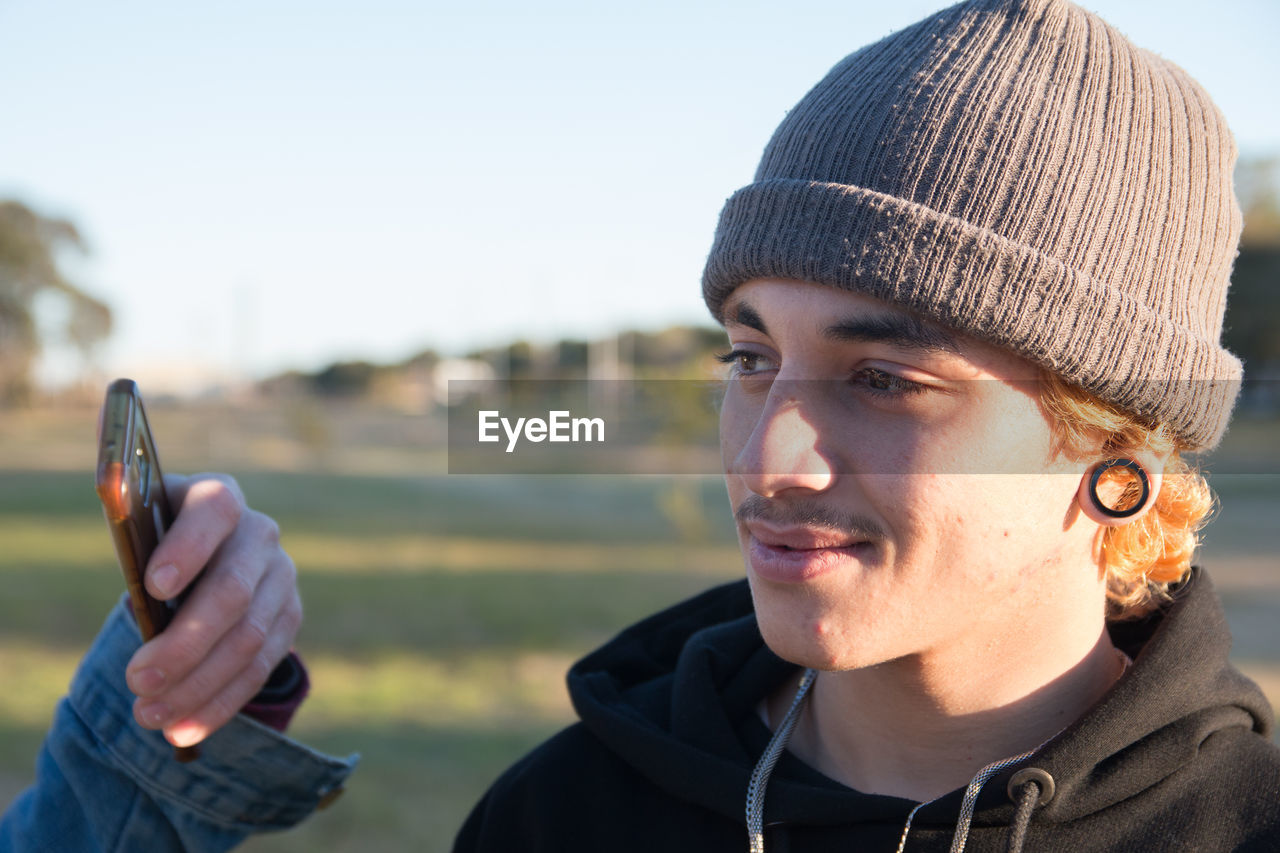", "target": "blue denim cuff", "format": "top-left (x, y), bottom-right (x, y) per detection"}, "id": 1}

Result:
top-left (67, 595), bottom-right (358, 832)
